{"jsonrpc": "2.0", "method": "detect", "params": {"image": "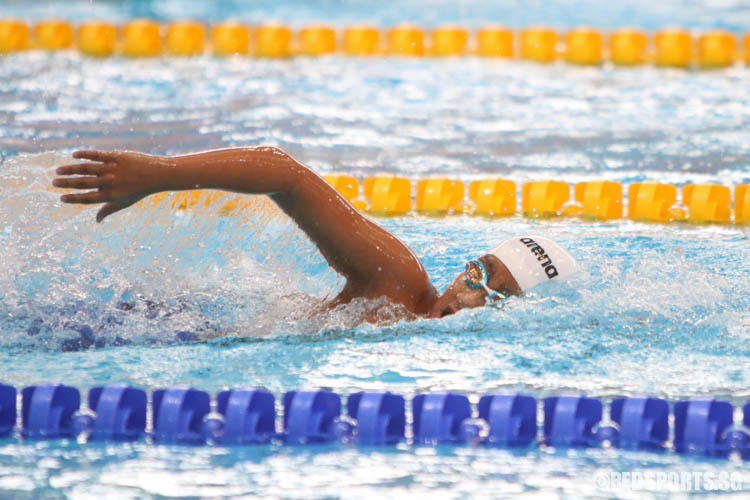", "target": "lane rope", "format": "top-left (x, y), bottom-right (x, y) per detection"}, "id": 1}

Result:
top-left (3, 382), bottom-right (749, 457)
top-left (1, 19), bottom-right (749, 68)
